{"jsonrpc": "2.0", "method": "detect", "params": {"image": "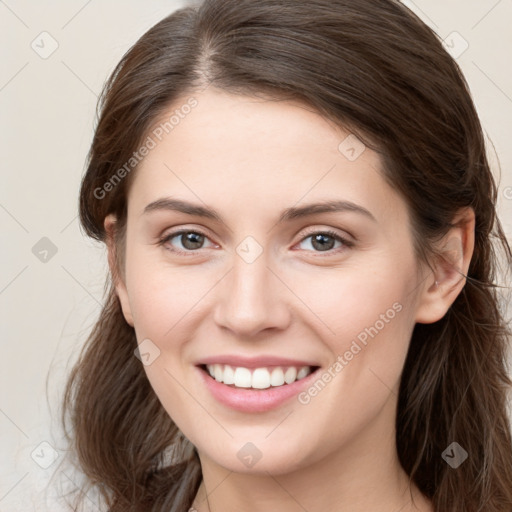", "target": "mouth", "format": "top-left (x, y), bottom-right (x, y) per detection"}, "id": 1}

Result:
top-left (198, 363), bottom-right (320, 390)
top-left (194, 355), bottom-right (322, 412)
